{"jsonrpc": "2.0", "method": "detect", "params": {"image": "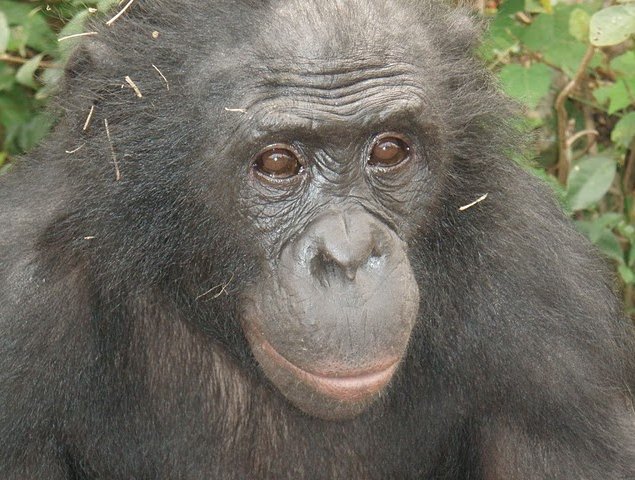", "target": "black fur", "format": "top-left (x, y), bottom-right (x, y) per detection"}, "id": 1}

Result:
top-left (0, 1), bottom-right (633, 478)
